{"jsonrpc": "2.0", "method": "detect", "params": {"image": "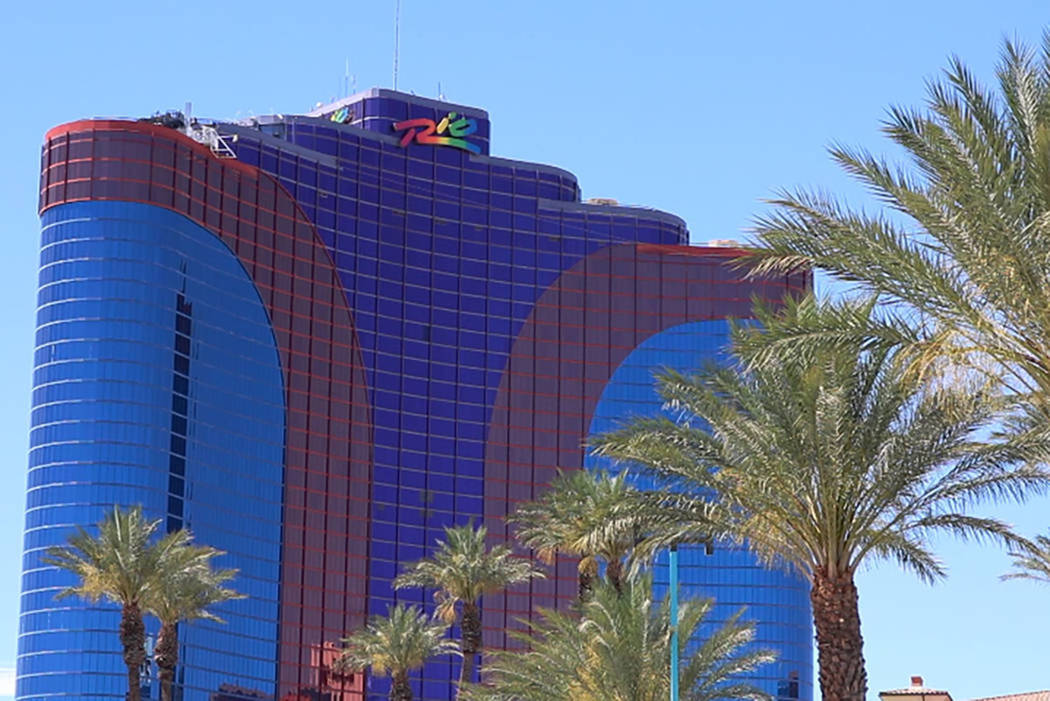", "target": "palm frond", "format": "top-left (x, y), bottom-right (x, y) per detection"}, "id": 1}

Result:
top-left (744, 36), bottom-right (1050, 403)
top-left (462, 577), bottom-right (773, 701)
top-left (43, 506), bottom-right (192, 608)
top-left (395, 523), bottom-right (544, 604)
top-left (509, 469), bottom-right (678, 586)
top-left (146, 547), bottom-right (242, 625)
top-left (1001, 532), bottom-right (1050, 583)
top-left (337, 604), bottom-right (458, 678)
top-left (592, 299), bottom-right (1049, 584)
